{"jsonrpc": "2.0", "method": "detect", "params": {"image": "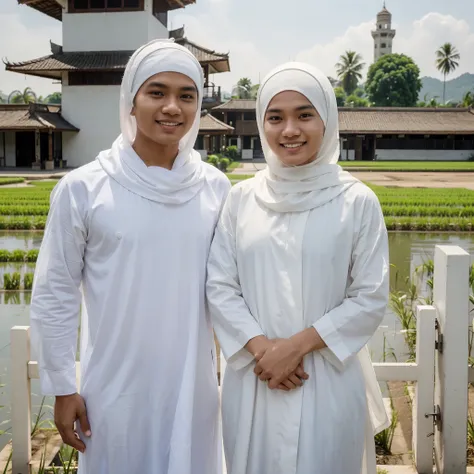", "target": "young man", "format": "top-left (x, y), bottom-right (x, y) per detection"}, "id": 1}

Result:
top-left (30, 40), bottom-right (230, 474)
